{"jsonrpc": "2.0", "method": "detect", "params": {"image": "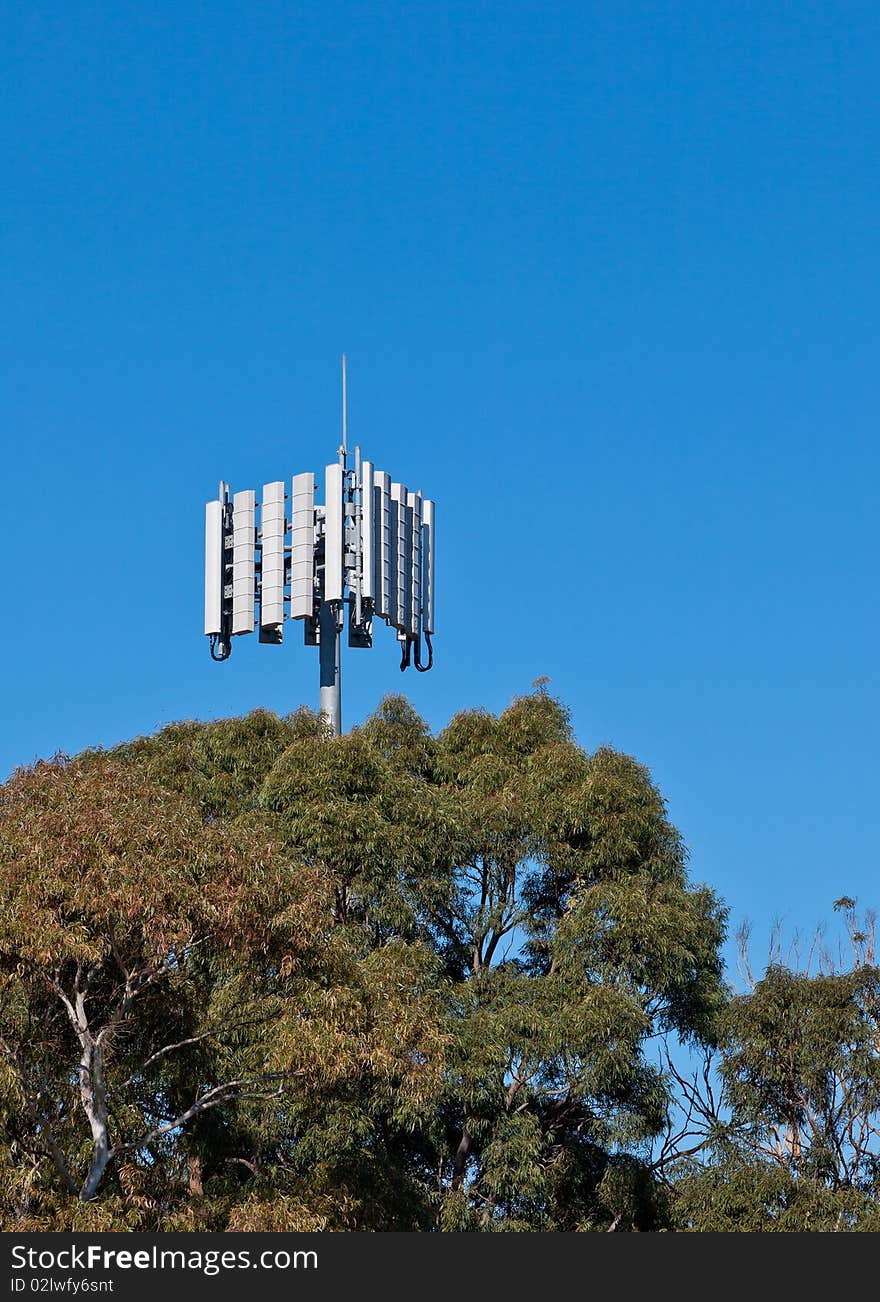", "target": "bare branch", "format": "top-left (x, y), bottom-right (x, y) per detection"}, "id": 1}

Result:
top-left (110, 1072), bottom-right (302, 1157)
